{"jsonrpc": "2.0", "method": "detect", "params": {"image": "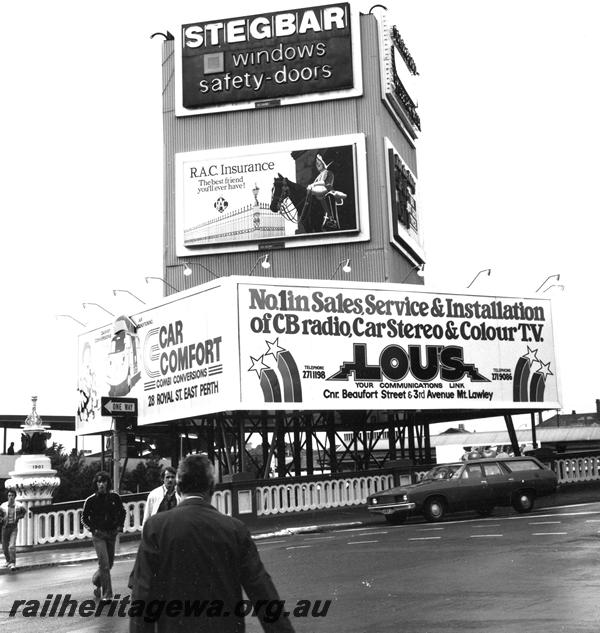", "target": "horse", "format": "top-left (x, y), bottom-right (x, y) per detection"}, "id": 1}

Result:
top-left (269, 173), bottom-right (346, 234)
top-left (269, 174), bottom-right (304, 224)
